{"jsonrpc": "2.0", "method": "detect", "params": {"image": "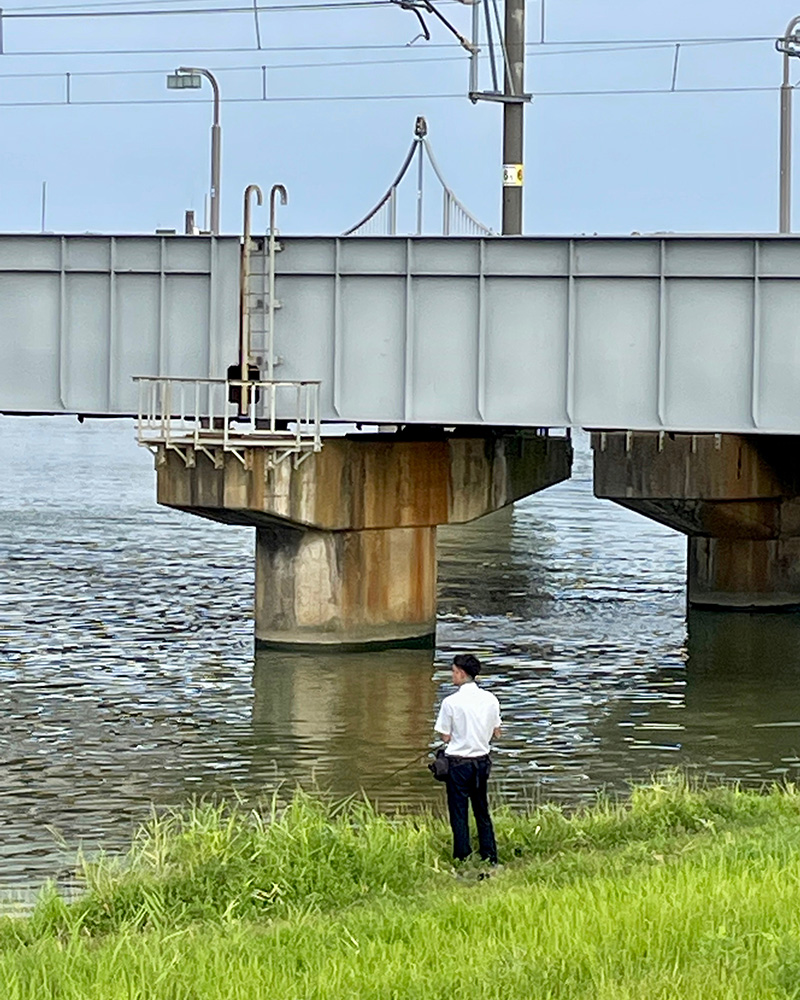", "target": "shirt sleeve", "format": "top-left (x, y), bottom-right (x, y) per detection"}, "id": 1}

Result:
top-left (434, 699), bottom-right (452, 735)
top-left (492, 695), bottom-right (502, 729)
